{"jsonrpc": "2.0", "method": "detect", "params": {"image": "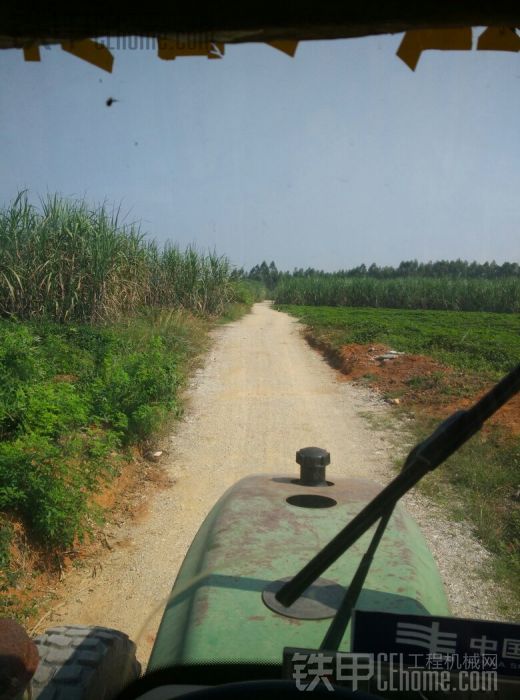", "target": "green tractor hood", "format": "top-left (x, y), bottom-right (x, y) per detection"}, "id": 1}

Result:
top-left (148, 471), bottom-right (449, 670)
